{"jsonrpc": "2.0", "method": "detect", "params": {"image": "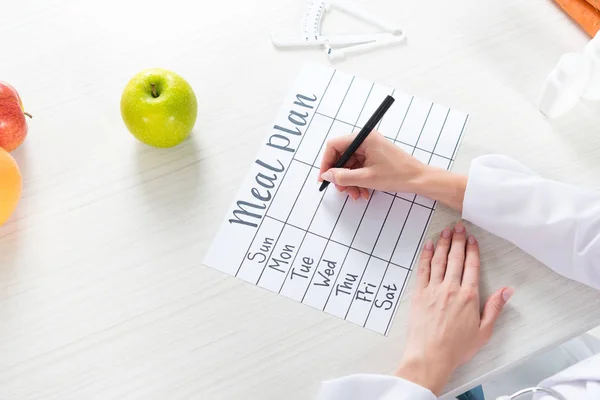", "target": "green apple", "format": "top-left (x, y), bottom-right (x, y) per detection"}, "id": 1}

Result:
top-left (120, 68), bottom-right (198, 148)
